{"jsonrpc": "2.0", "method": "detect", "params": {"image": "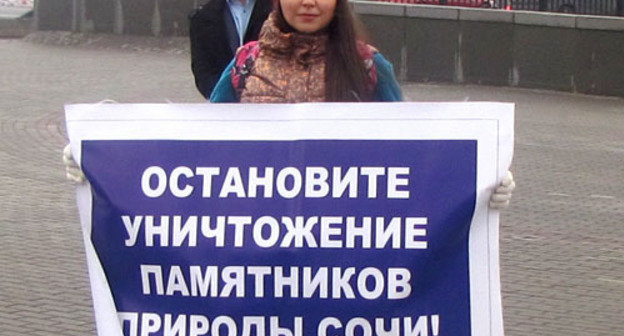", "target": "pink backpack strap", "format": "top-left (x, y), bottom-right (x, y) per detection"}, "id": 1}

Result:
top-left (231, 41), bottom-right (261, 99)
top-left (357, 42), bottom-right (378, 96)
